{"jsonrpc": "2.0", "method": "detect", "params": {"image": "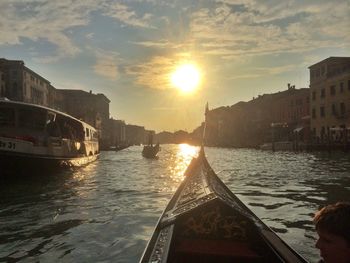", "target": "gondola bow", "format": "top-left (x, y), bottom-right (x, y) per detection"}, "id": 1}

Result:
top-left (139, 147), bottom-right (308, 263)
